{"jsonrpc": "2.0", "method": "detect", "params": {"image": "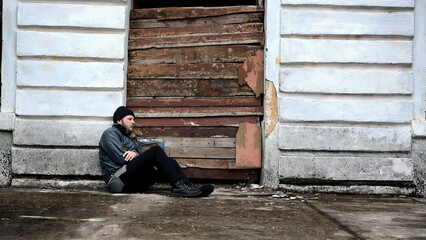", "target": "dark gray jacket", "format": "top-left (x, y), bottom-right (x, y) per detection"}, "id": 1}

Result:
top-left (99, 123), bottom-right (143, 183)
